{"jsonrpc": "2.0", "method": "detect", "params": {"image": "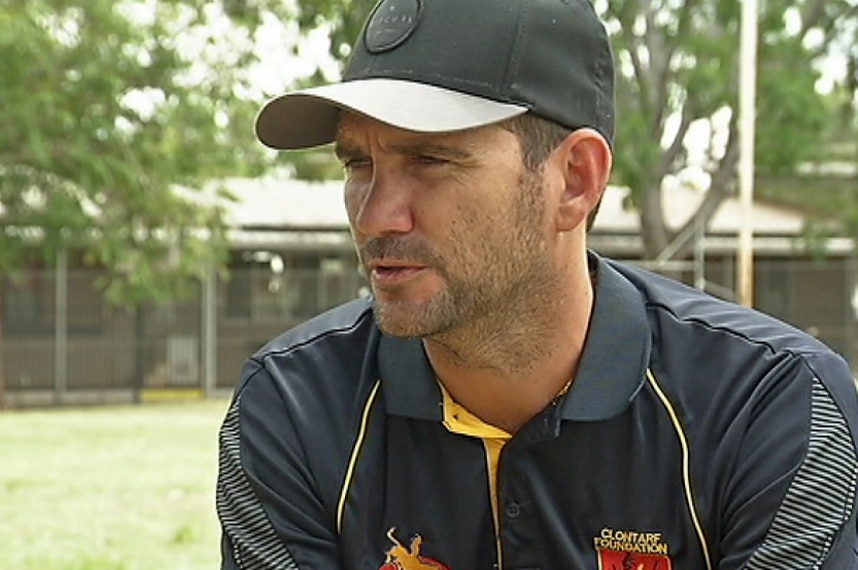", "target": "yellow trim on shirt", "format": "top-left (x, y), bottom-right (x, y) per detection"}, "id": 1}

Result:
top-left (438, 382), bottom-right (512, 567)
top-left (436, 378), bottom-right (574, 566)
